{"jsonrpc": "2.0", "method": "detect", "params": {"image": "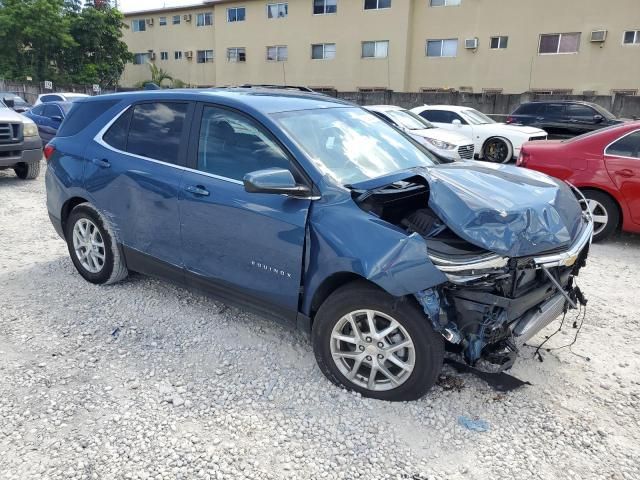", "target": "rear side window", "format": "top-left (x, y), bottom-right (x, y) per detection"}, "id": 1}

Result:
top-left (103, 108), bottom-right (132, 150)
top-left (514, 103), bottom-right (543, 115)
top-left (126, 102), bottom-right (189, 164)
top-left (43, 105), bottom-right (61, 118)
top-left (605, 130), bottom-right (640, 158)
top-left (30, 105), bottom-right (44, 115)
top-left (544, 104), bottom-right (566, 117)
top-left (58, 100), bottom-right (120, 137)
